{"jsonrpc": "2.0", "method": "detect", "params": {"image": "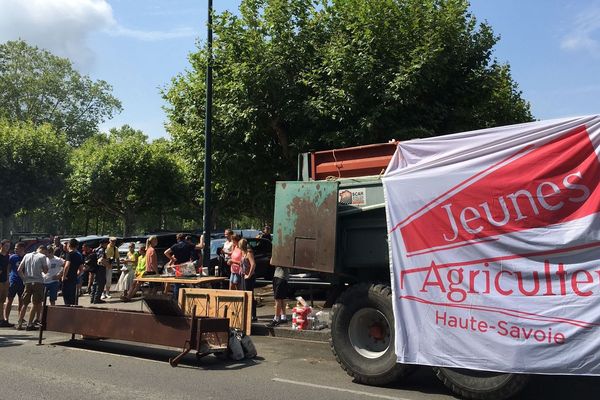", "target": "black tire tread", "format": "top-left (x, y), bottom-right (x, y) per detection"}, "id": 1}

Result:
top-left (434, 367), bottom-right (530, 400)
